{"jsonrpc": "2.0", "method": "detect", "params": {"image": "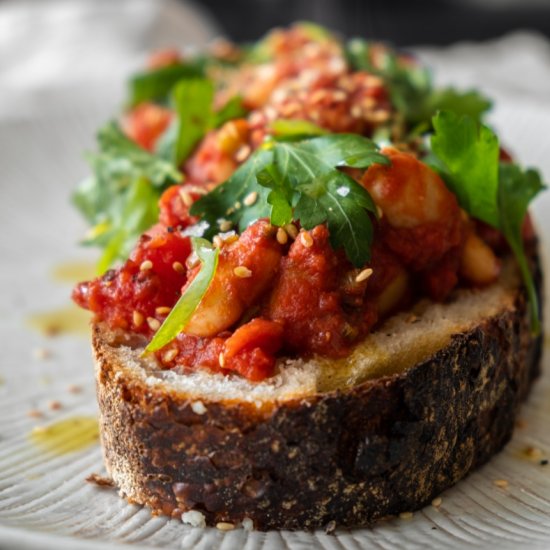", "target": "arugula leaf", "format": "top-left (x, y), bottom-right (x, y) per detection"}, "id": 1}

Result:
top-left (430, 111), bottom-right (545, 332)
top-left (191, 134), bottom-right (387, 266)
top-left (156, 78), bottom-right (215, 165)
top-left (345, 39), bottom-right (491, 128)
top-left (498, 164), bottom-right (545, 332)
top-left (127, 62), bottom-right (204, 107)
top-left (73, 122), bottom-right (181, 271)
top-left (145, 238), bottom-right (219, 352)
top-left (431, 110), bottom-right (500, 226)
